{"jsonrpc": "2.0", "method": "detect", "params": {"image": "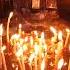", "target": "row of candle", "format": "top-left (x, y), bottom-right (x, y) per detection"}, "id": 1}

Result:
top-left (0, 11), bottom-right (70, 70)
